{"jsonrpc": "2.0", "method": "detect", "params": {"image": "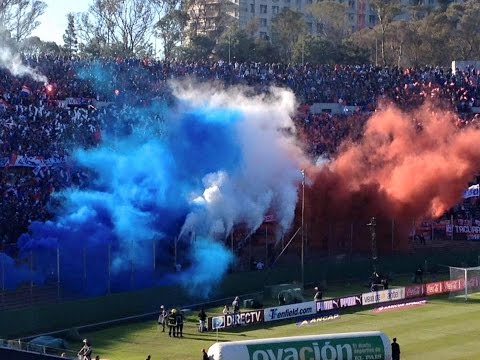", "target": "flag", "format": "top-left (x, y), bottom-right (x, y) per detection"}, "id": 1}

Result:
top-left (20, 85), bottom-right (31, 96)
top-left (463, 184), bottom-right (479, 199)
